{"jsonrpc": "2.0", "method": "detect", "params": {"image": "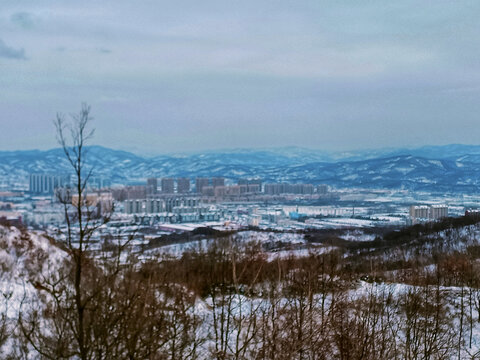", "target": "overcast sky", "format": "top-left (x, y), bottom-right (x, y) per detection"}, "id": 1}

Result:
top-left (1, 1), bottom-right (480, 155)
